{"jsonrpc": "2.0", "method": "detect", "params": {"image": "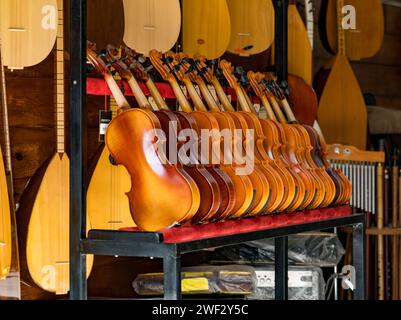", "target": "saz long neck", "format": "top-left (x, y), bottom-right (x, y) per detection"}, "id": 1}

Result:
top-left (55, 0), bottom-right (65, 154)
top-left (0, 37), bottom-right (12, 176)
top-left (336, 0), bottom-right (346, 56)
